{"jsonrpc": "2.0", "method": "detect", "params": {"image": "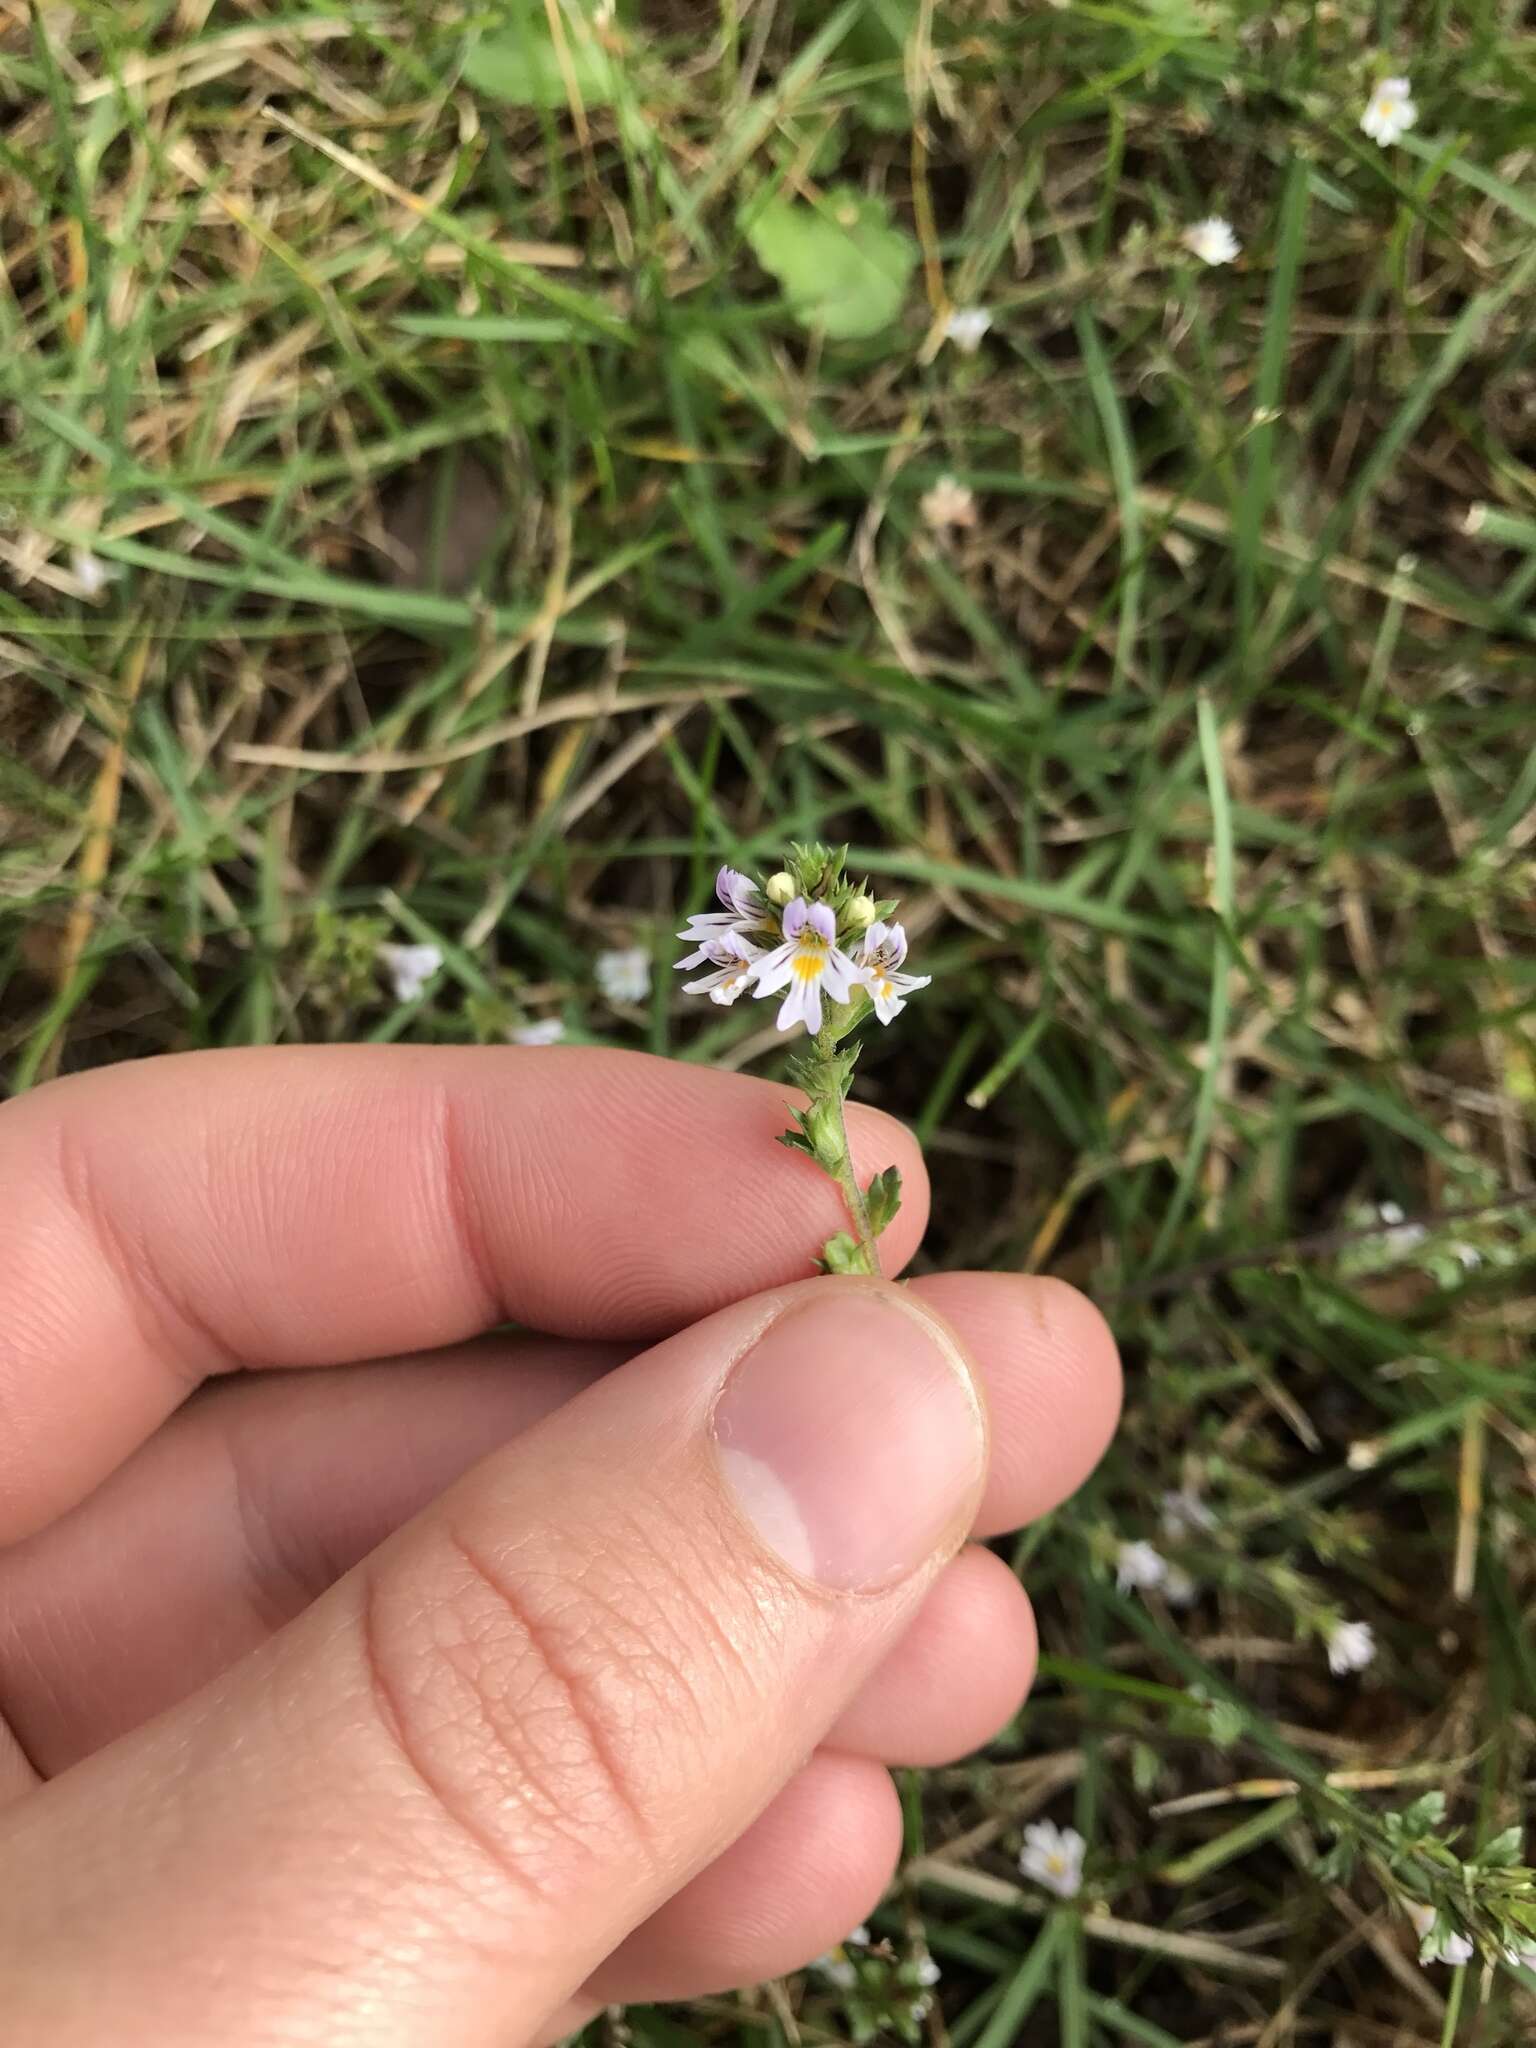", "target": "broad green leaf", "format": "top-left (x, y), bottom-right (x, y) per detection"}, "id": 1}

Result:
top-left (462, 5), bottom-right (615, 110)
top-left (743, 186), bottom-right (916, 340)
